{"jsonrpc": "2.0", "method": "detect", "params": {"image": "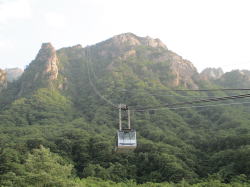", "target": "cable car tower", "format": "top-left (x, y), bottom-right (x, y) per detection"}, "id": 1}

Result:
top-left (115, 104), bottom-right (137, 152)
